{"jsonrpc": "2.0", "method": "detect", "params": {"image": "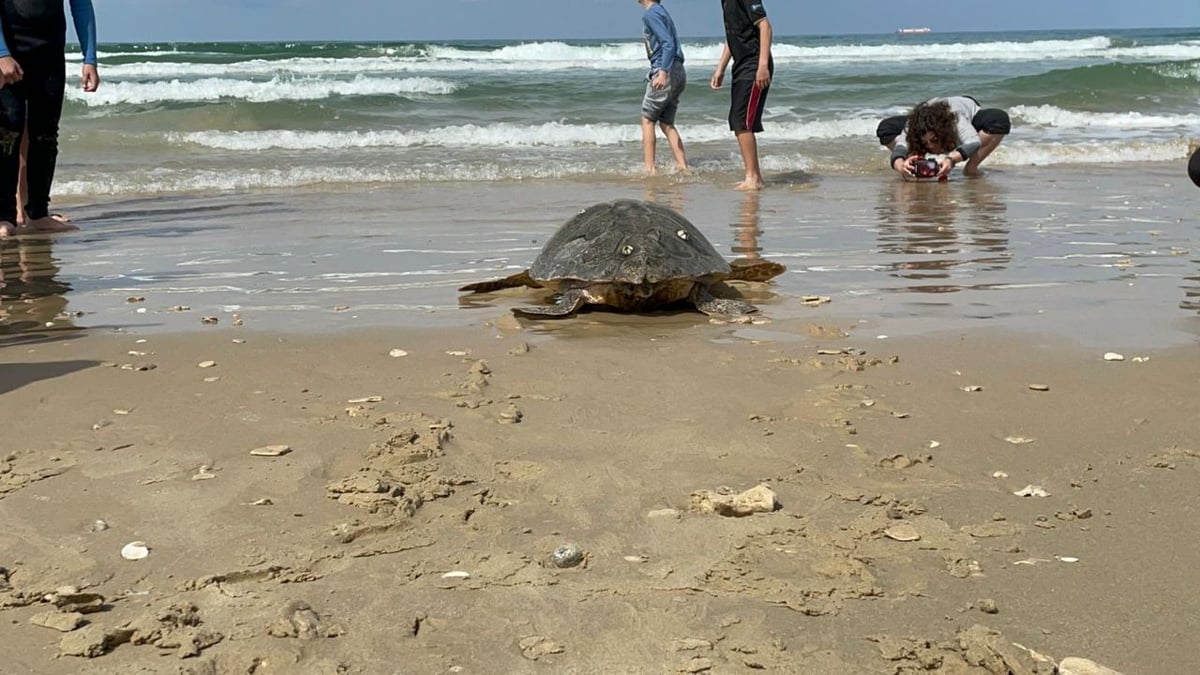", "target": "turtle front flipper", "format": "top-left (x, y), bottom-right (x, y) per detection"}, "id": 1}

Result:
top-left (513, 289), bottom-right (588, 319)
top-left (690, 285), bottom-right (758, 317)
top-left (459, 270), bottom-right (539, 294)
top-left (728, 258), bottom-right (786, 283)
